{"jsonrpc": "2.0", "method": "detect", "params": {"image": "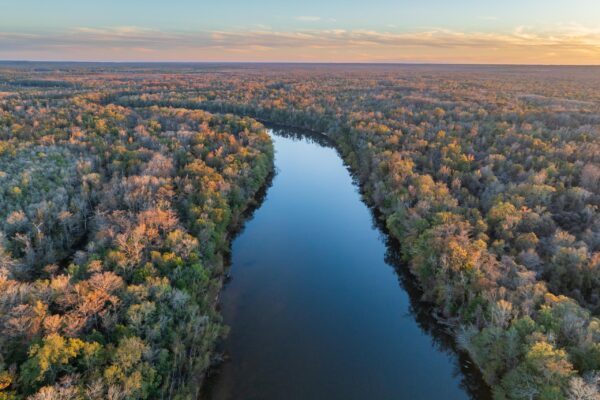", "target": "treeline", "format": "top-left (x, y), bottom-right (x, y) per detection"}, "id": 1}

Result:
top-left (103, 64), bottom-right (600, 399)
top-left (0, 79), bottom-right (273, 399)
